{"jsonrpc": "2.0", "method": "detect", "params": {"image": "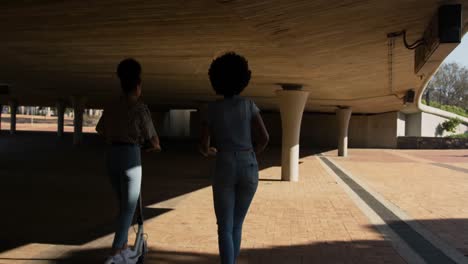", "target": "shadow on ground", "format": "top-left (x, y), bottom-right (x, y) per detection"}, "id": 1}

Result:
top-left (2, 132), bottom-right (468, 263)
top-left (0, 239), bottom-right (406, 264)
top-left (37, 219), bottom-right (468, 264)
top-left (0, 132), bottom-right (212, 252)
top-left (0, 131), bottom-right (331, 254)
